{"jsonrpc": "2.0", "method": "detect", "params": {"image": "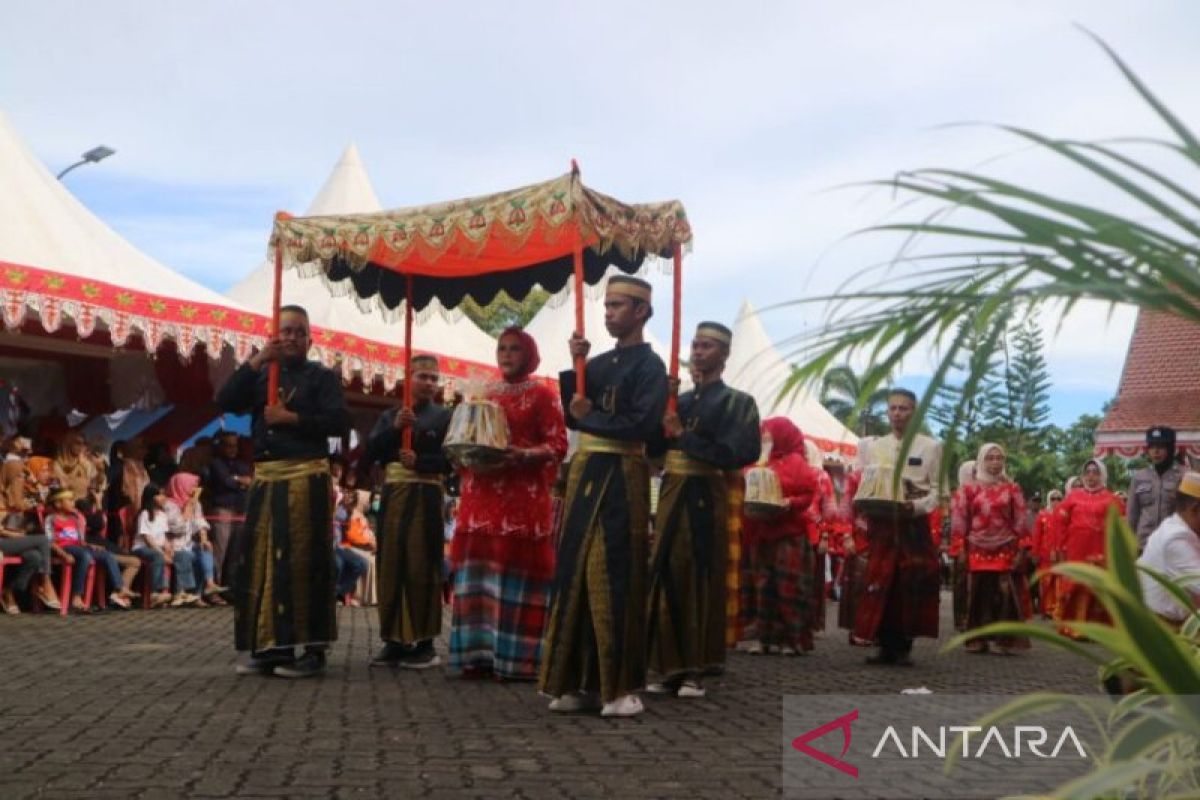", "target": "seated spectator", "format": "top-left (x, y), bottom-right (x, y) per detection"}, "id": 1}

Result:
top-left (1, 436), bottom-right (32, 529)
top-left (205, 431), bottom-right (252, 586)
top-left (145, 441), bottom-right (177, 488)
top-left (334, 545), bottom-right (369, 608)
top-left (53, 431), bottom-right (97, 502)
top-left (131, 484), bottom-right (174, 608)
top-left (44, 487), bottom-right (135, 611)
top-left (1, 513), bottom-right (58, 613)
top-left (123, 438), bottom-right (151, 520)
top-left (76, 496), bottom-right (140, 607)
top-left (165, 473), bottom-right (226, 606)
top-left (343, 490), bottom-right (377, 606)
top-left (26, 454), bottom-right (55, 507)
